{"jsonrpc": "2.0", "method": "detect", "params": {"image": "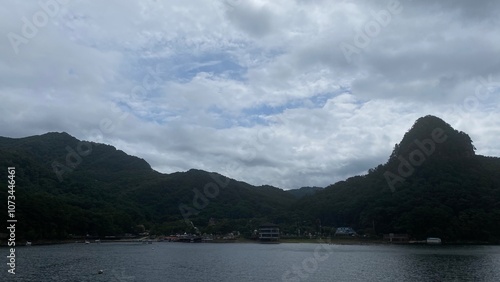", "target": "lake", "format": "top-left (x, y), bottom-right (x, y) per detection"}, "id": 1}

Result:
top-left (3, 242), bottom-right (500, 281)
